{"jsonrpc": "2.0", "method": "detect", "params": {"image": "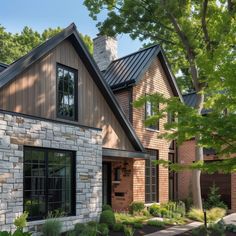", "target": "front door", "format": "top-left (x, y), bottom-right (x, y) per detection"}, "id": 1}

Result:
top-left (102, 162), bottom-right (112, 205)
